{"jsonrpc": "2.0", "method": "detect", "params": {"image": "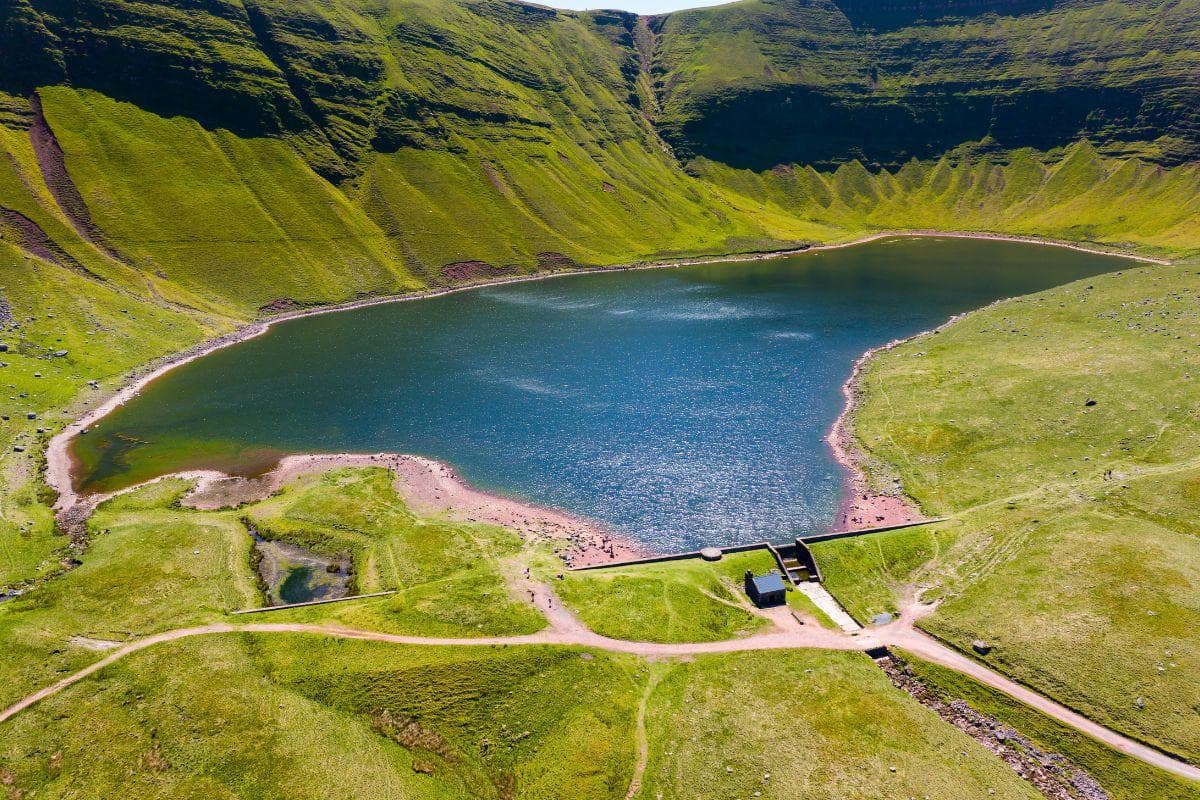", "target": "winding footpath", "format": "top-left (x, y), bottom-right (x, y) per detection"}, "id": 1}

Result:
top-left (24, 232), bottom-right (1190, 787)
top-left (2, 588), bottom-right (1197, 783)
